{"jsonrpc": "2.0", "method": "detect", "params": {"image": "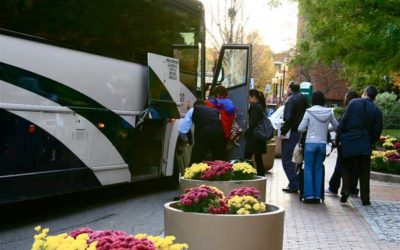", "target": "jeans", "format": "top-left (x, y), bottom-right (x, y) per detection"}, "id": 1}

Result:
top-left (303, 143), bottom-right (326, 199)
top-left (281, 130), bottom-right (300, 190)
